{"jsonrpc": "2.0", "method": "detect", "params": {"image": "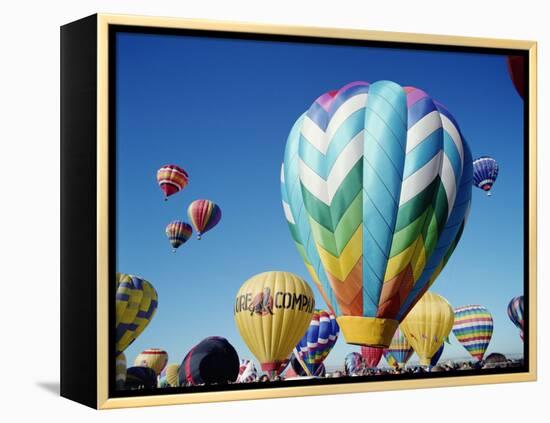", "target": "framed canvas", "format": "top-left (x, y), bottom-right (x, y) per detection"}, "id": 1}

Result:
top-left (60, 14), bottom-right (537, 409)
